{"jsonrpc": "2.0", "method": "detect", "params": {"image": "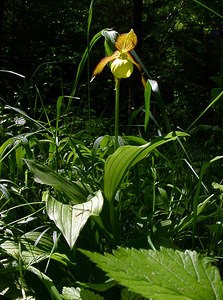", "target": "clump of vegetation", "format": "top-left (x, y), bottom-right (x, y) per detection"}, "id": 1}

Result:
top-left (0, 1), bottom-right (223, 299)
